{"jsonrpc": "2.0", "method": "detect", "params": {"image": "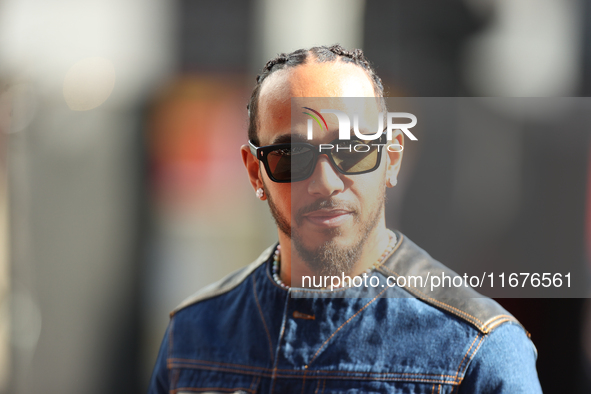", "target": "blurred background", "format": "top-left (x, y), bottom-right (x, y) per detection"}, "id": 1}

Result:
top-left (0, 0), bottom-right (590, 392)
